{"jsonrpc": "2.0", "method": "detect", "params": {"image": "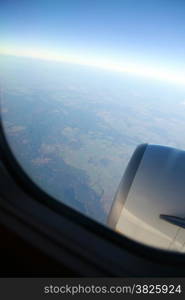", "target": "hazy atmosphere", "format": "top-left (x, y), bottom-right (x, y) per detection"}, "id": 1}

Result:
top-left (1, 1), bottom-right (185, 223)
